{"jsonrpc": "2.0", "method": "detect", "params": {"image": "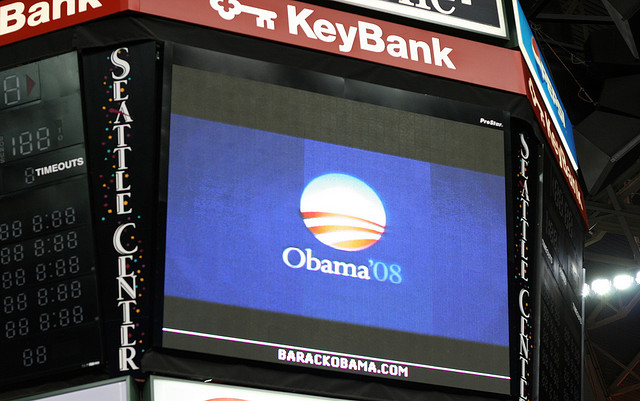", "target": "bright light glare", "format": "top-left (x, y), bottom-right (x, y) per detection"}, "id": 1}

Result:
top-left (613, 274), bottom-right (635, 290)
top-left (591, 279), bottom-right (612, 295)
top-left (636, 271), bottom-right (640, 285)
top-left (582, 283), bottom-right (591, 297)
